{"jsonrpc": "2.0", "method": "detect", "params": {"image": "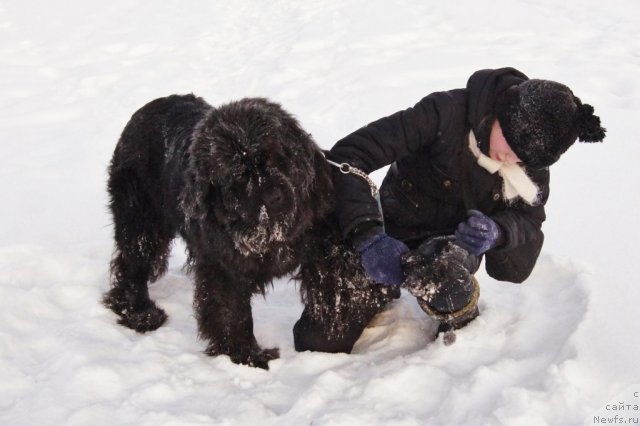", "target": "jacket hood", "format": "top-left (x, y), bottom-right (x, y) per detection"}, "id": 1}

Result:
top-left (466, 67), bottom-right (529, 153)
